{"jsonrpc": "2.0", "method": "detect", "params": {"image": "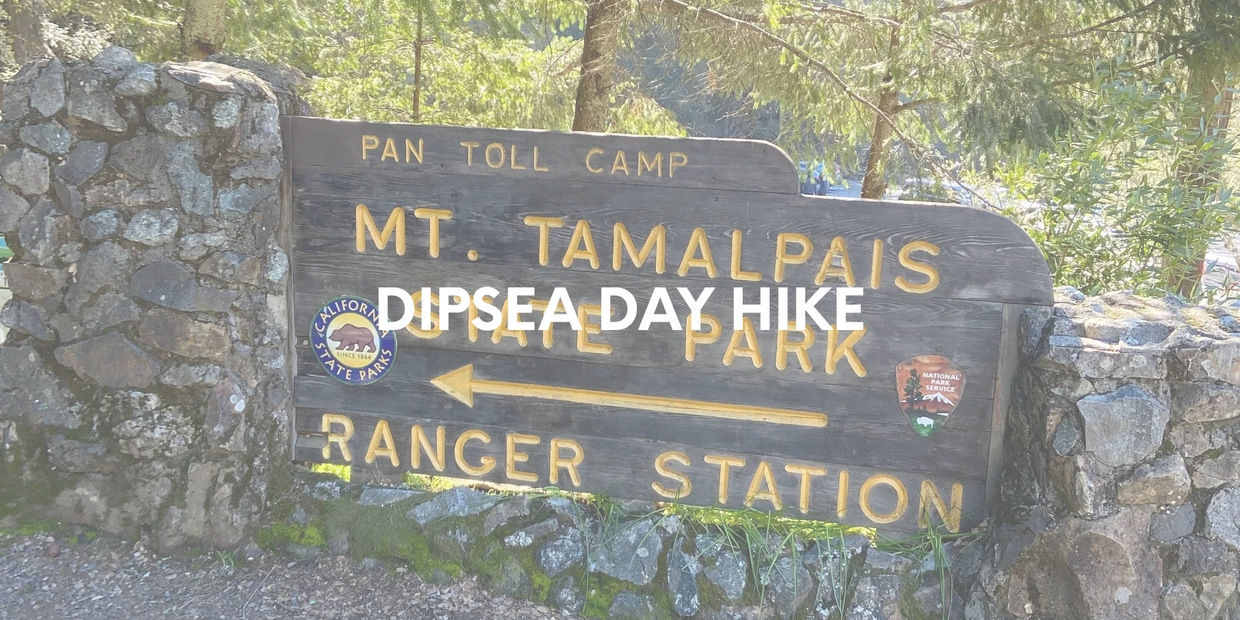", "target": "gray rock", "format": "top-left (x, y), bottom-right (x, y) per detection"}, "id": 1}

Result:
top-left (114, 406), bottom-right (195, 459)
top-left (766, 556), bottom-right (813, 619)
top-left (482, 496), bottom-right (531, 535)
top-left (0, 299), bottom-right (53, 341)
top-left (912, 580), bottom-right (963, 620)
top-left (108, 133), bottom-right (166, 181)
top-left (862, 549), bottom-right (914, 574)
top-left (75, 242), bottom-right (134, 296)
top-left (56, 141), bottom-right (108, 186)
top-left (49, 314), bottom-right (83, 343)
top-left (408, 486), bottom-right (500, 524)
top-left (218, 182), bottom-right (276, 217)
top-left (549, 575), bottom-right (584, 613)
top-left (1176, 536), bottom-right (1239, 575)
top-left (55, 333), bottom-right (161, 388)
top-left (1199, 574), bottom-right (1237, 619)
top-left (1076, 384), bottom-right (1170, 467)
top-left (489, 555), bottom-right (532, 597)
top-left (1162, 583), bottom-right (1207, 620)
top-left (1117, 454), bottom-right (1191, 505)
top-left (1171, 382), bottom-right (1240, 423)
top-left (115, 64), bottom-right (158, 96)
top-left (0, 346), bottom-right (77, 427)
top-left (1, 63), bottom-right (37, 121)
top-left (52, 178), bottom-right (83, 218)
top-left (846, 574), bottom-right (902, 620)
top-left (504, 518), bottom-right (559, 548)
top-left (146, 101), bottom-right (209, 138)
top-left (543, 496), bottom-right (582, 526)
top-left (1151, 503), bottom-right (1197, 543)
top-left (1192, 451), bottom-right (1240, 490)
top-left (47, 436), bottom-right (115, 473)
top-left (0, 184), bottom-right (31, 233)
top-left (239, 102), bottom-right (281, 154)
top-left (667, 538), bottom-right (700, 617)
top-left (1207, 486), bottom-right (1240, 549)
top-left (697, 535), bottom-right (748, 601)
top-left (0, 148), bottom-right (50, 195)
top-left (1177, 341), bottom-right (1240, 384)
top-left (30, 58), bottom-right (65, 117)
top-left (357, 487), bottom-right (422, 506)
top-left (91, 46), bottom-right (138, 76)
top-left (536, 528), bottom-right (584, 576)
top-left (199, 251), bottom-right (260, 285)
top-left (231, 155), bottom-right (282, 180)
top-left (287, 543), bottom-right (321, 560)
top-left (66, 67), bottom-right (126, 132)
top-left (129, 258), bottom-right (237, 313)
top-left (80, 291), bottom-right (140, 334)
top-left (165, 141), bottom-right (214, 215)
top-left (265, 247), bottom-right (289, 283)
top-left (608, 591), bottom-right (654, 619)
top-left (19, 122), bottom-right (73, 155)
top-left (290, 503), bottom-right (310, 523)
top-left (138, 308), bottom-right (230, 359)
top-left (4, 263), bottom-right (67, 301)
top-left (589, 518), bottom-right (662, 585)
top-left (177, 231), bottom-right (227, 261)
top-left (18, 197), bottom-right (71, 266)
top-left (80, 210), bottom-right (123, 241)
top-left (1167, 423), bottom-right (1228, 460)
top-left (203, 374), bottom-right (246, 451)
top-left (327, 530), bottom-right (349, 556)
top-left (212, 97), bottom-right (241, 128)
top-left (159, 364), bottom-right (221, 387)
top-left (163, 61), bottom-right (242, 94)
top-left (1052, 413), bottom-right (1083, 456)
top-left (123, 209), bottom-right (180, 246)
